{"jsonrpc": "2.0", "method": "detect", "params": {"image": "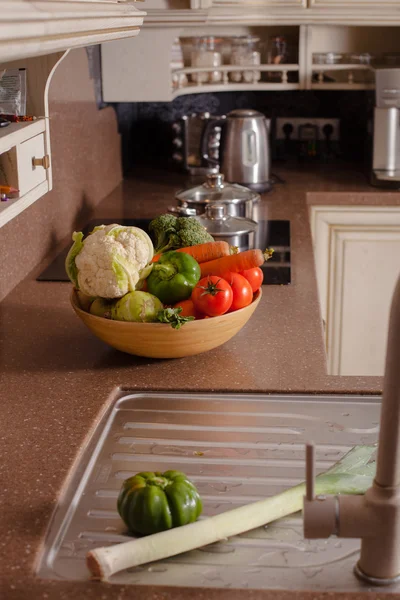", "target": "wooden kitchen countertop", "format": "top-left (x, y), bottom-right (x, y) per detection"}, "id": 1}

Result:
top-left (2, 163), bottom-right (400, 600)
